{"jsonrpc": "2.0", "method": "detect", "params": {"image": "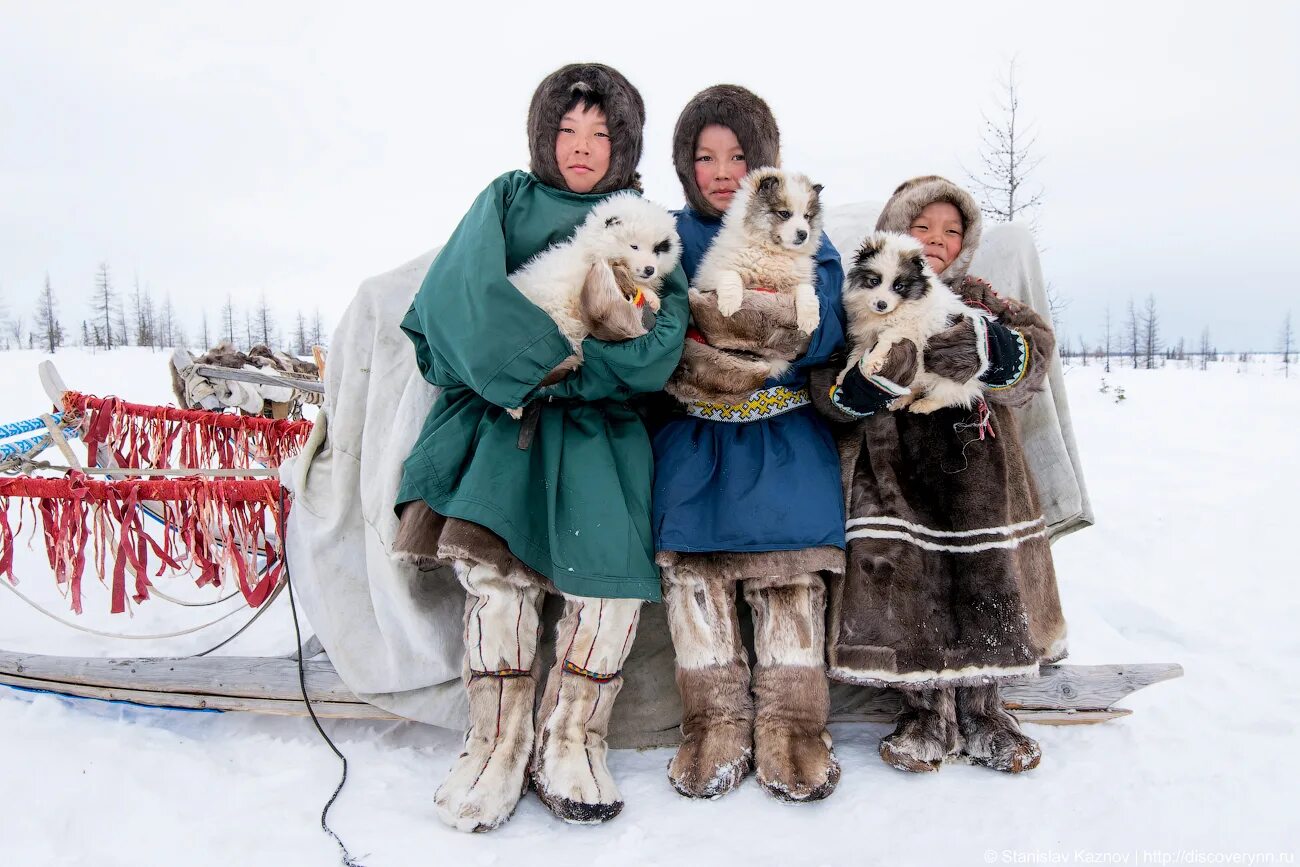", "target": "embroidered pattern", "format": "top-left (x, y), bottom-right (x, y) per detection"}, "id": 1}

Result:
top-left (685, 385), bottom-right (810, 422)
top-left (562, 660), bottom-right (619, 683)
top-left (987, 330), bottom-right (1030, 390)
top-left (469, 667), bottom-right (531, 679)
